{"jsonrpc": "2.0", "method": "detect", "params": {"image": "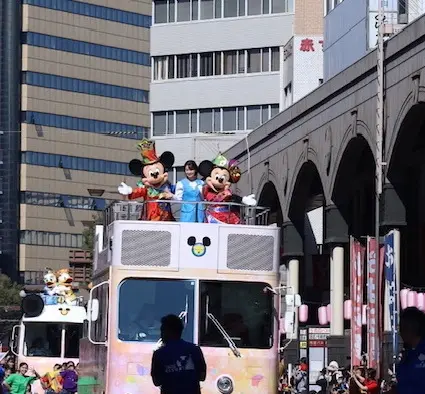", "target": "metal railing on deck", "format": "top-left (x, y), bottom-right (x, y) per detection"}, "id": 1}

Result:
top-left (104, 200), bottom-right (270, 227)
